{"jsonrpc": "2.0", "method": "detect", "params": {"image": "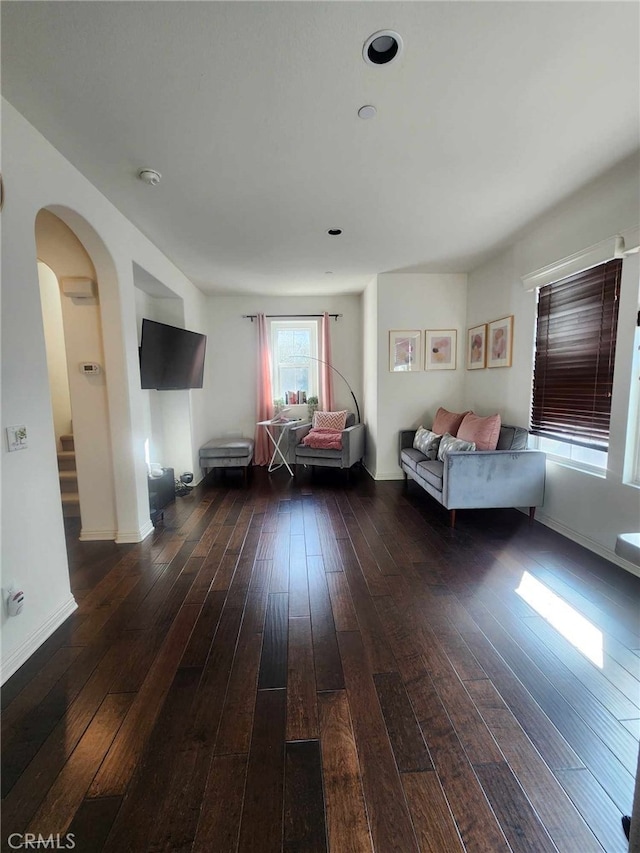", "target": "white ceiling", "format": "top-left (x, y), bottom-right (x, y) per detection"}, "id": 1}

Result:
top-left (2, 1), bottom-right (639, 296)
